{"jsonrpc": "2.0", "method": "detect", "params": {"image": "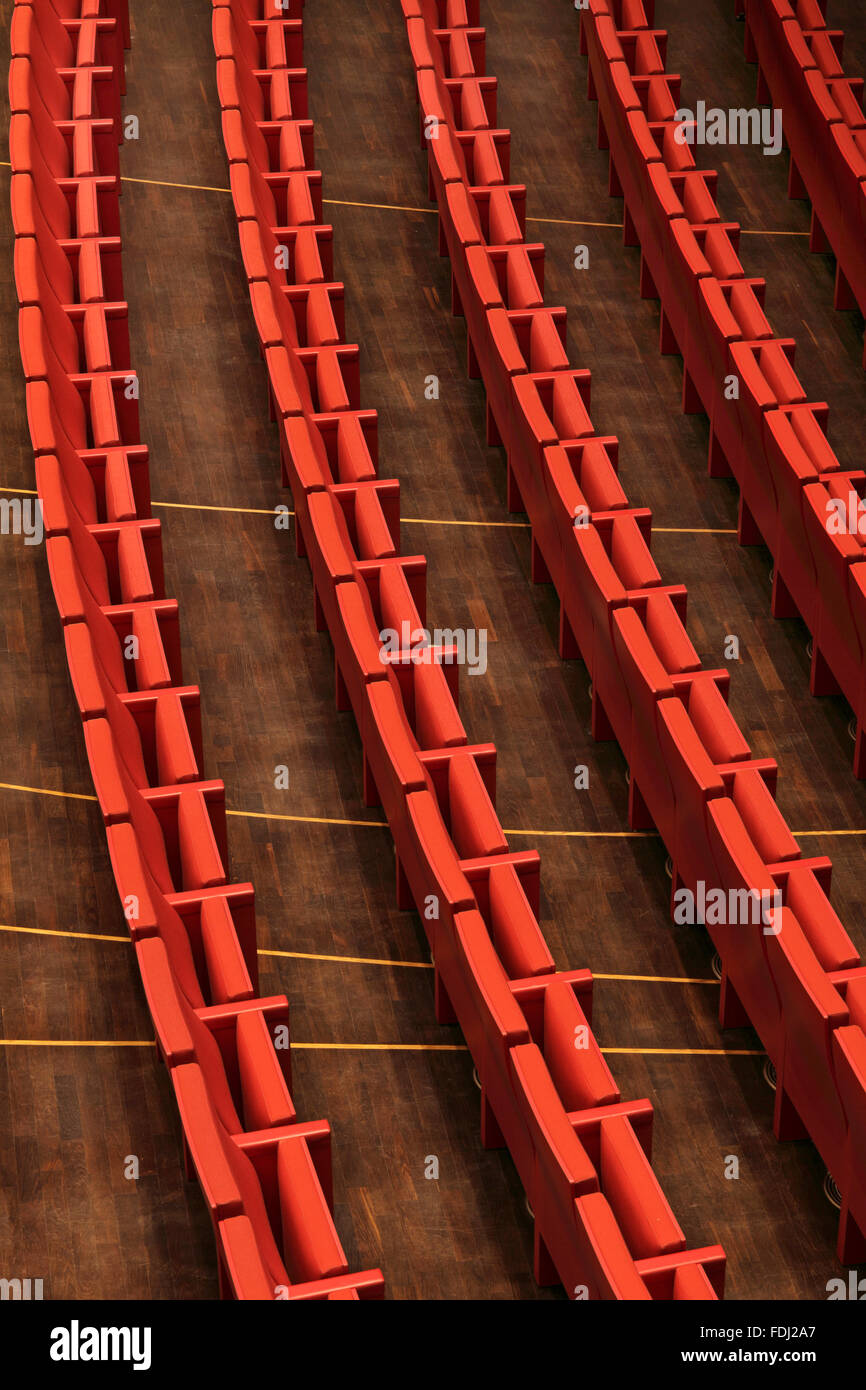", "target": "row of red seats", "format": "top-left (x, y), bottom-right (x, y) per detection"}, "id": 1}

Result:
top-left (404, 0), bottom-right (866, 1264)
top-left (214, 0), bottom-right (726, 1298)
top-left (579, 0), bottom-right (866, 782)
top-left (9, 0), bottom-right (384, 1301)
top-left (741, 0), bottom-right (866, 355)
